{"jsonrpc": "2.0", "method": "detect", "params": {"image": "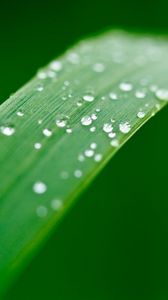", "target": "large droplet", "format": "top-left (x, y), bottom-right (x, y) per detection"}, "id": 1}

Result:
top-left (0, 125), bottom-right (15, 136)
top-left (83, 94), bottom-right (95, 102)
top-left (103, 123), bottom-right (113, 133)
